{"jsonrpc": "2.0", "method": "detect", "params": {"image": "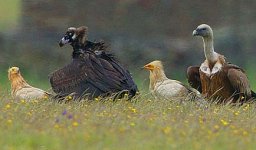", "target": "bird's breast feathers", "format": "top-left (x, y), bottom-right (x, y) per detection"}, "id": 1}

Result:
top-left (153, 80), bottom-right (187, 98)
top-left (200, 61), bottom-right (223, 77)
top-left (15, 87), bottom-right (47, 100)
